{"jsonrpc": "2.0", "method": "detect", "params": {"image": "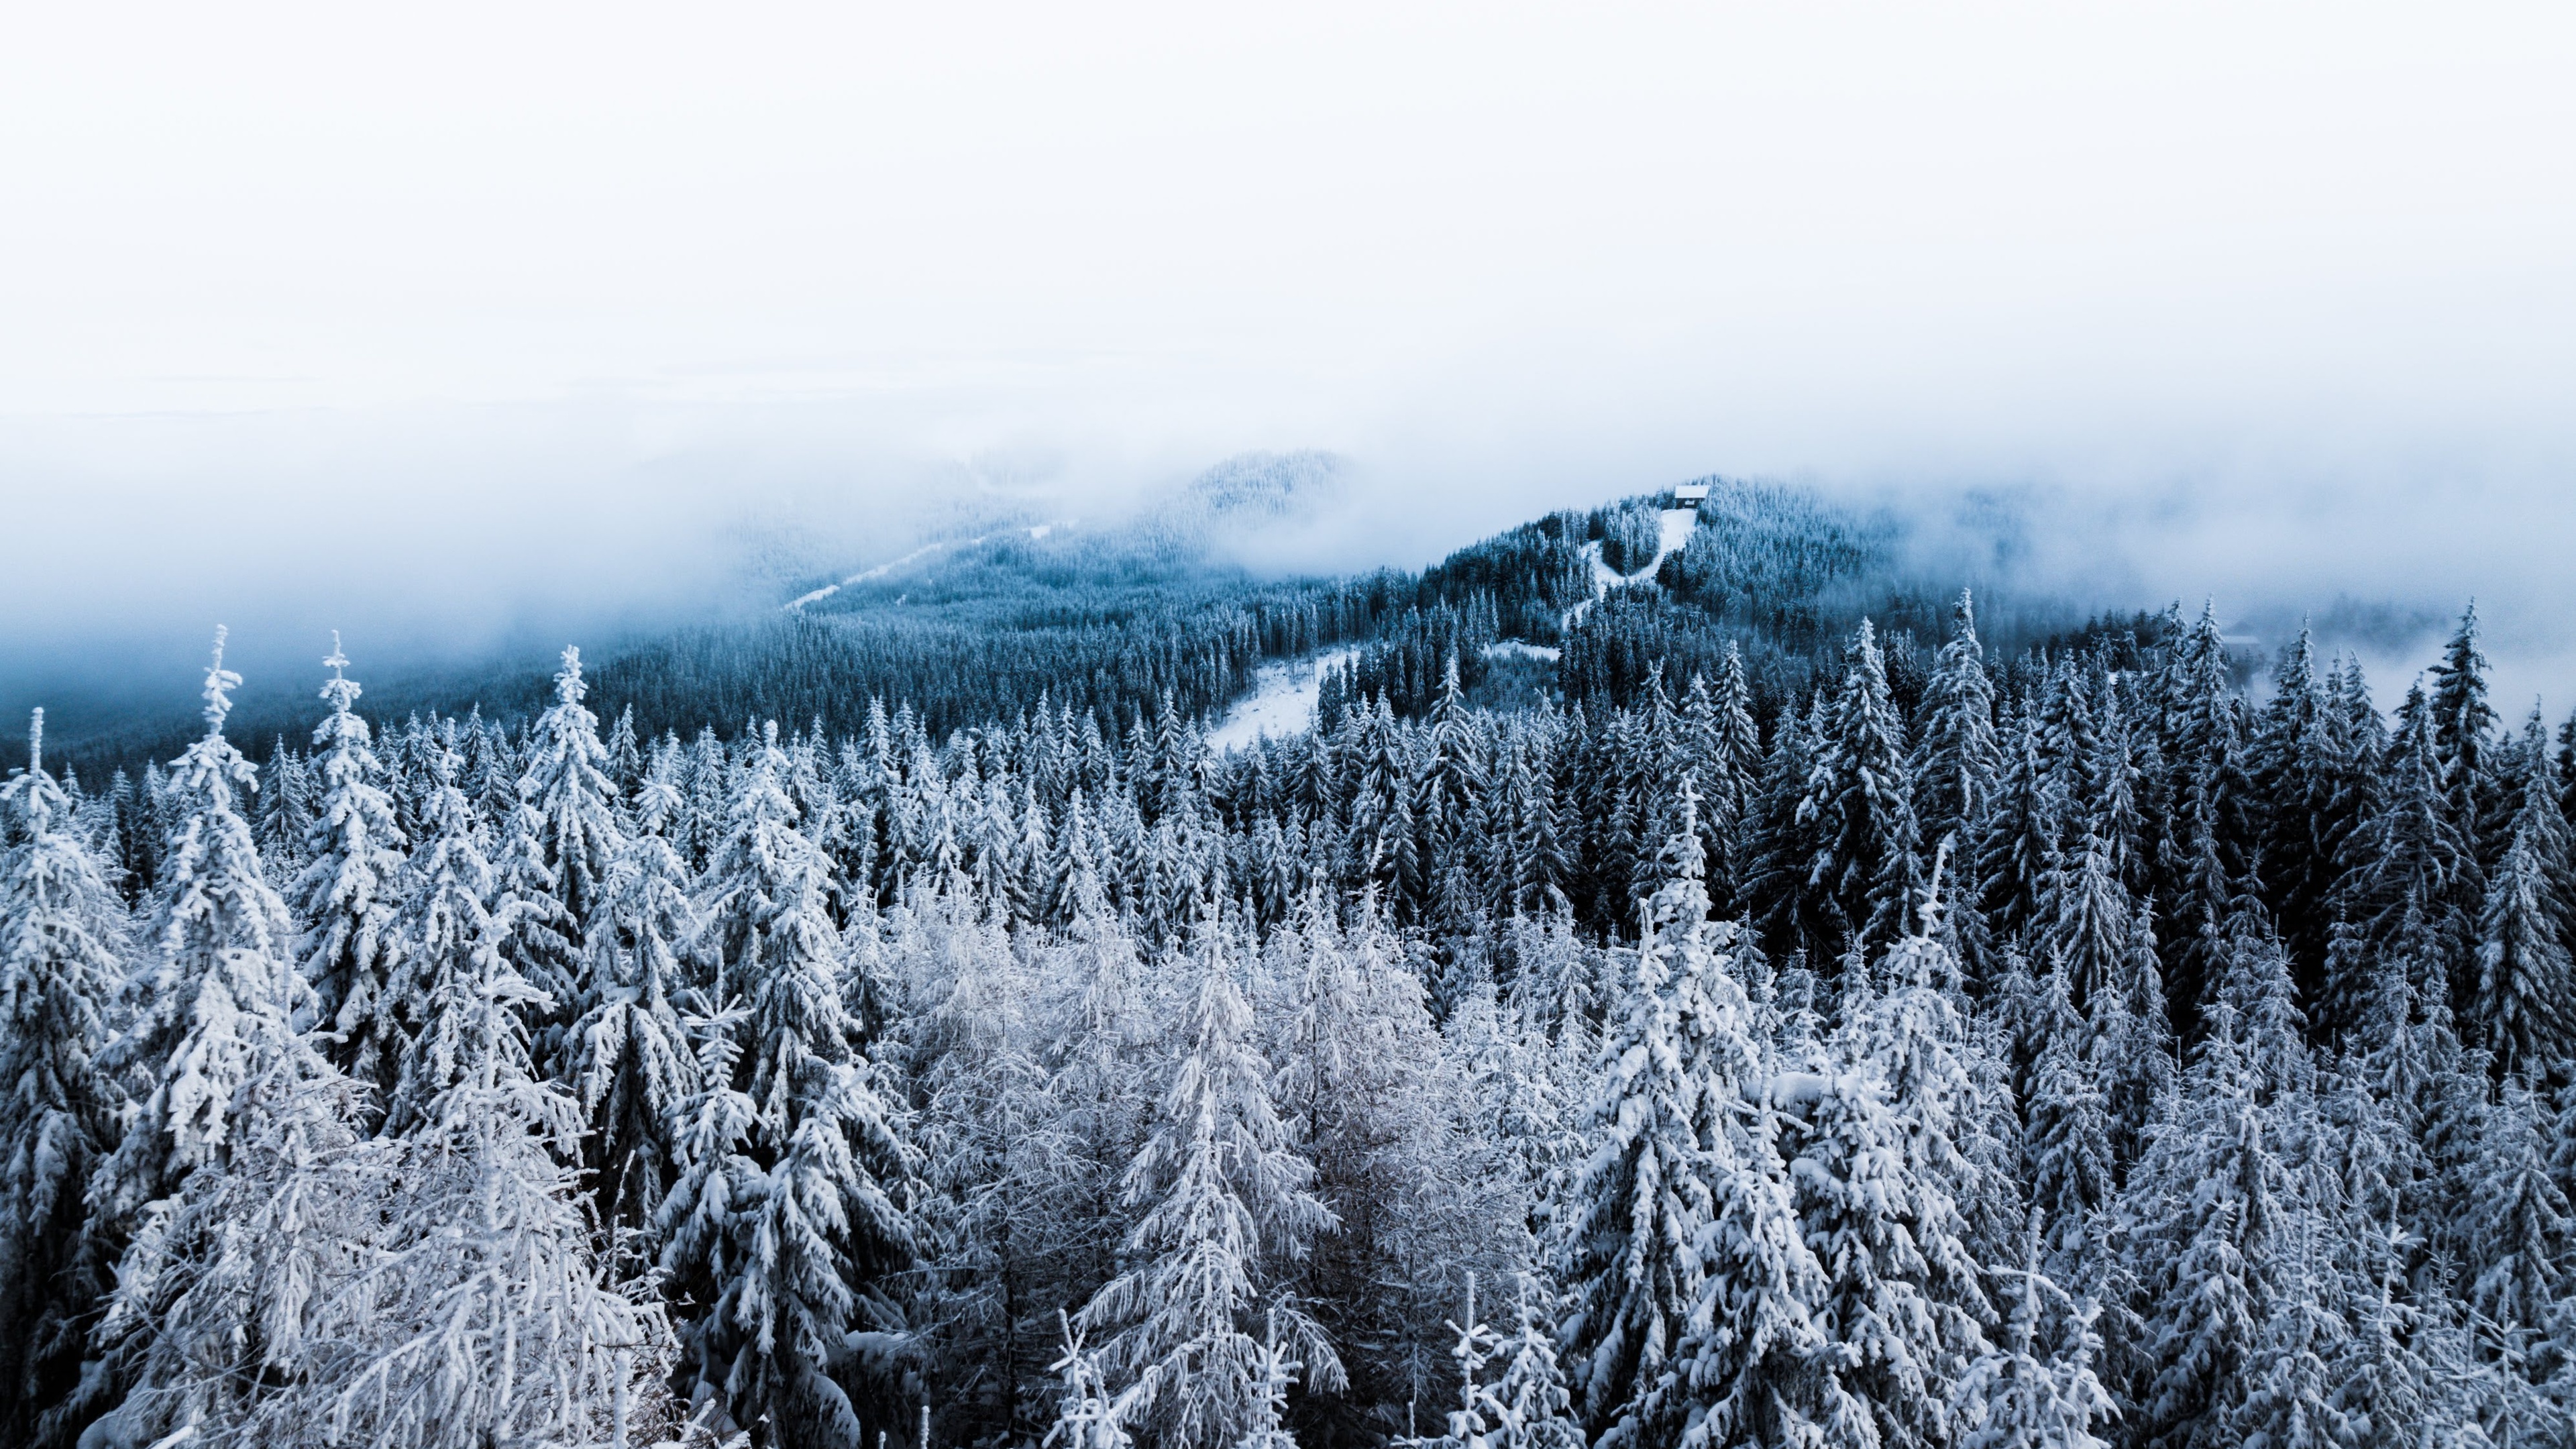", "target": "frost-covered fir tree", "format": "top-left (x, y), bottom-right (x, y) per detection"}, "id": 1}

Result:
top-left (76, 635), bottom-right (384, 1449)
top-left (1915, 590), bottom-right (2002, 869)
top-left (1976, 708), bottom-right (2059, 951)
top-left (488, 782), bottom-right (582, 1067)
top-left (2465, 1081), bottom-right (2571, 1347)
top-left (567, 757), bottom-right (700, 1251)
top-left (1485, 1278), bottom-right (1586, 1449)
top-left (906, 884), bottom-right (1073, 1434)
top-left (250, 738), bottom-right (315, 882)
top-left (662, 722), bottom-right (914, 1447)
top-left (2024, 963), bottom-right (2114, 1296)
top-left (2090, 902), bottom-right (2176, 1167)
top-left (0, 710), bottom-right (129, 1442)
top-left (1947, 1234), bottom-right (2115, 1449)
top-left (1796, 875), bottom-right (1996, 1449)
top-left (2230, 1221), bottom-right (2353, 1449)
top-left (2474, 714), bottom-right (2576, 1079)
top-left (1409, 1273), bottom-right (1507, 1449)
top-left (1748, 694), bottom-right (1828, 955)
top-left (1794, 1061), bottom-right (1962, 1447)
top-left (1556, 794), bottom-right (1728, 1448)
top-left (2127, 1003), bottom-right (2288, 1449)
top-left (1568, 784), bottom-right (1825, 1449)
top-left (522, 645), bottom-right (627, 934)
top-left (2047, 827), bottom-right (2132, 1009)
top-left (93, 630), bottom-right (305, 1228)
top-left (80, 1024), bottom-right (381, 1449)
top-left (384, 722), bottom-right (499, 1135)
top-left (1274, 894), bottom-right (1522, 1414)
top-left (291, 635), bottom-right (409, 1091)
top-left (1447, 971), bottom-right (1580, 1238)
top-left (1802, 620), bottom-right (1924, 957)
top-left (2359, 683), bottom-right (2481, 1010)
top-left (1046, 1314), bottom-right (1147, 1449)
top-left (1077, 907), bottom-right (1342, 1449)
top-left (1406, 1272), bottom-right (1583, 1449)
top-left (2427, 604), bottom-right (2498, 861)
top-left (260, 886), bottom-right (669, 1449)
